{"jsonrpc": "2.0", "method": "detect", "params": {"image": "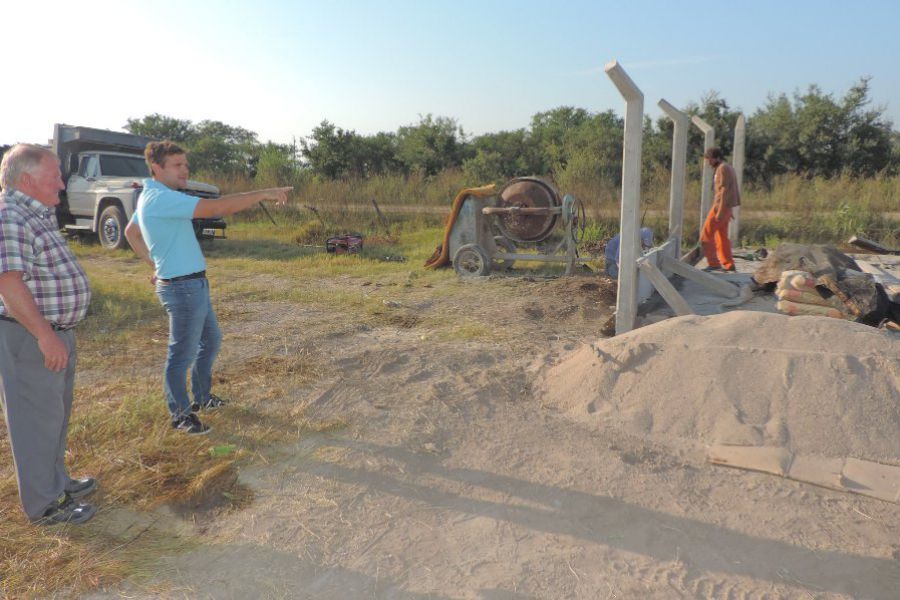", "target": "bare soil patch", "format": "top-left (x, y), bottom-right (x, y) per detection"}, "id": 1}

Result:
top-left (77, 263), bottom-right (900, 599)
